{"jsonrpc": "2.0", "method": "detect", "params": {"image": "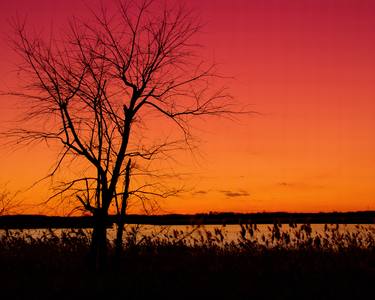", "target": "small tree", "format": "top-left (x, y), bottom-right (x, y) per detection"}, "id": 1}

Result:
top-left (0, 186), bottom-right (21, 215)
top-left (6, 0), bottom-right (232, 269)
